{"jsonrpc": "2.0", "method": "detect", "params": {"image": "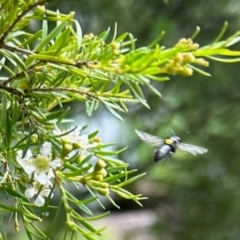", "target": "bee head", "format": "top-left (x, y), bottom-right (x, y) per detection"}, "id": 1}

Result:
top-left (168, 135), bottom-right (181, 148)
